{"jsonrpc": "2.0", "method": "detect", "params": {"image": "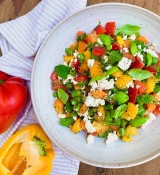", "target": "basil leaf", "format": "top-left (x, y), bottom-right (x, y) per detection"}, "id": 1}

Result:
top-left (130, 117), bottom-right (148, 127)
top-left (98, 34), bottom-right (111, 46)
top-left (113, 91), bottom-right (129, 104)
top-left (89, 66), bottom-right (119, 83)
top-left (115, 24), bottom-right (141, 36)
top-left (57, 88), bottom-right (69, 104)
top-left (130, 41), bottom-right (137, 55)
top-left (60, 118), bottom-right (74, 127)
top-left (154, 83), bottom-right (160, 93)
top-left (147, 53), bottom-right (152, 67)
top-left (128, 69), bottom-right (153, 80)
top-left (55, 65), bottom-right (70, 79)
top-left (108, 51), bottom-right (122, 64)
top-left (113, 104), bottom-right (128, 120)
